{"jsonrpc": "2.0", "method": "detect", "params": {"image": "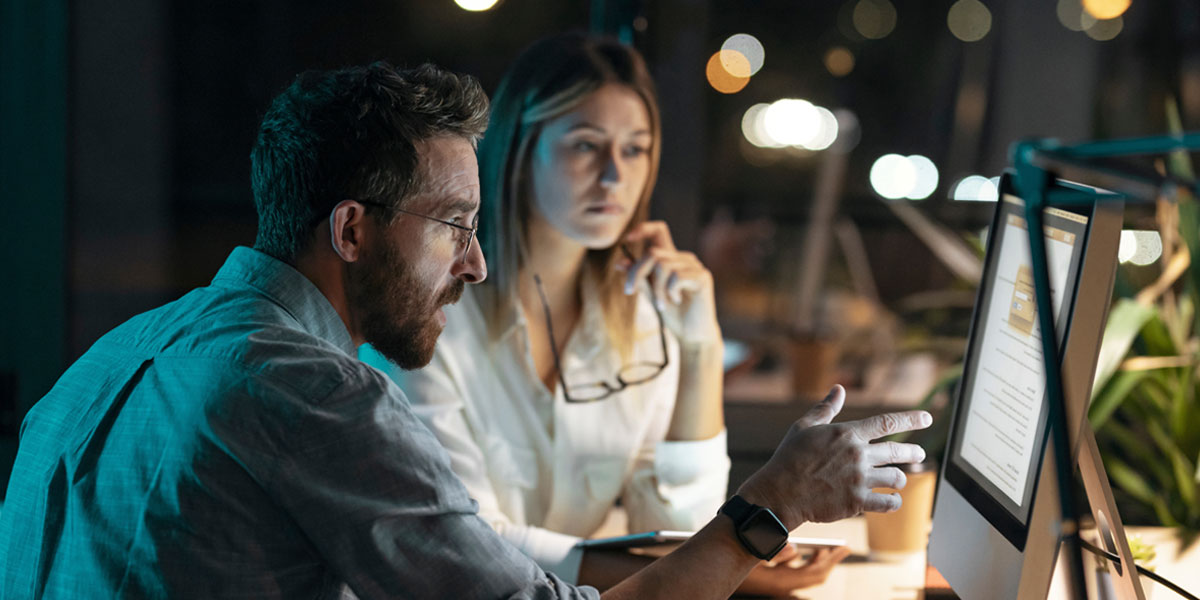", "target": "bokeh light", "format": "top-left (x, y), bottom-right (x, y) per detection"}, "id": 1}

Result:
top-left (454, 0), bottom-right (499, 11)
top-left (1082, 0), bottom-right (1131, 20)
top-left (805, 107), bottom-right (840, 151)
top-left (719, 49), bottom-right (752, 78)
top-left (1056, 0), bottom-right (1087, 31)
top-left (870, 154), bottom-right (917, 200)
top-left (1118, 230), bottom-right (1163, 265)
top-left (706, 51), bottom-right (751, 94)
top-left (905, 155), bottom-right (939, 200)
top-left (947, 0), bottom-right (992, 42)
top-left (741, 103), bottom-right (783, 148)
top-left (722, 34), bottom-right (765, 76)
top-left (1084, 15), bottom-right (1123, 40)
top-left (743, 100), bottom-right (843, 150)
top-left (763, 99), bottom-right (821, 146)
top-left (824, 47), bottom-right (855, 77)
top-left (951, 175), bottom-right (999, 201)
top-left (853, 0), bottom-right (898, 40)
